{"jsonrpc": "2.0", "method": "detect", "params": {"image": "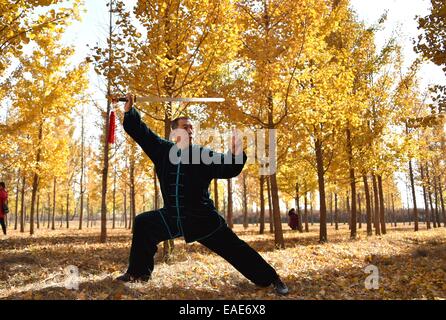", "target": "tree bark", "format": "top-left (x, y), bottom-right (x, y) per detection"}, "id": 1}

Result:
top-left (315, 138), bottom-right (327, 242)
top-left (420, 163), bottom-right (431, 229)
top-left (14, 170), bottom-right (20, 230)
top-left (154, 168), bottom-right (159, 209)
top-left (36, 193), bottom-right (40, 229)
top-left (433, 173), bottom-right (441, 228)
top-left (266, 175), bottom-right (274, 233)
top-left (214, 179), bottom-right (219, 212)
top-left (372, 174), bottom-right (381, 235)
top-left (112, 154), bottom-right (117, 229)
top-left (129, 150), bottom-right (136, 231)
top-left (242, 173), bottom-right (248, 229)
top-left (79, 113), bottom-right (85, 230)
top-left (66, 193), bottom-right (69, 229)
top-left (47, 192), bottom-right (50, 229)
top-left (296, 182), bottom-right (303, 232)
top-left (99, 0), bottom-right (114, 243)
top-left (334, 192), bottom-right (338, 231)
top-left (259, 176), bottom-right (265, 234)
top-left (408, 160), bottom-right (419, 231)
top-left (438, 176), bottom-right (445, 227)
top-left (87, 194), bottom-right (90, 228)
top-left (425, 164), bottom-right (436, 228)
top-left (123, 188), bottom-right (128, 229)
top-left (20, 175), bottom-right (25, 233)
top-left (52, 177), bottom-right (56, 230)
top-left (227, 179), bottom-right (233, 228)
top-left (377, 175), bottom-right (386, 234)
top-left (347, 128), bottom-right (357, 239)
top-left (30, 121), bottom-right (44, 235)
